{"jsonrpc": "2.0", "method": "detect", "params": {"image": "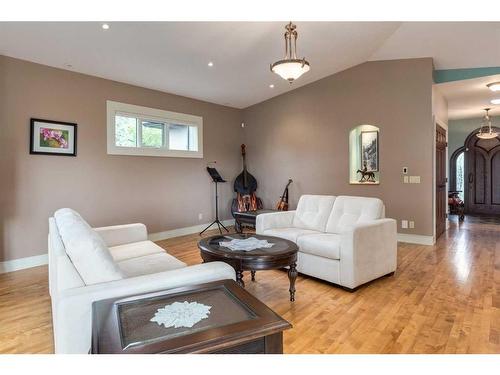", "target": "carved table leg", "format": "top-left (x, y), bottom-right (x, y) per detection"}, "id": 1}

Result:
top-left (288, 262), bottom-right (297, 302)
top-left (236, 269), bottom-right (245, 288)
top-left (251, 270), bottom-right (256, 282)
